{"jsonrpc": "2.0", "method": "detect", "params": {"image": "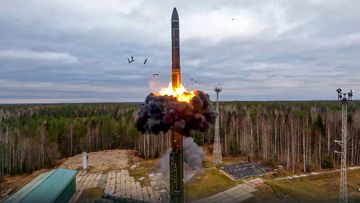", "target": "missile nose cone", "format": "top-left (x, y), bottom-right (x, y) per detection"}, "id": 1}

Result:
top-left (172, 7), bottom-right (179, 21)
